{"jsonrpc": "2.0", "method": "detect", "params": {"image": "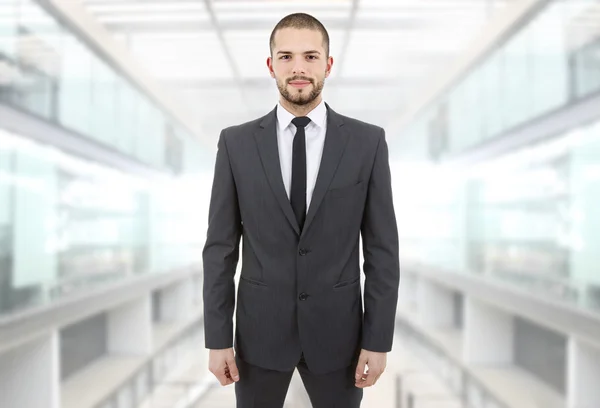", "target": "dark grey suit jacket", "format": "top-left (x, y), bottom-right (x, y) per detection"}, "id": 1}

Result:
top-left (203, 103), bottom-right (400, 375)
